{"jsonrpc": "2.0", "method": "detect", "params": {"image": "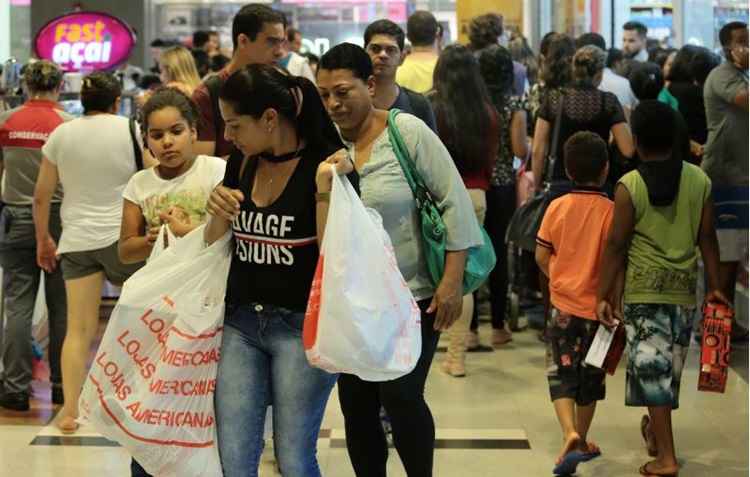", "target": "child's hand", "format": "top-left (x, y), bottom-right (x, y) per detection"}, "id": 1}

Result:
top-left (596, 300), bottom-right (619, 329)
top-left (705, 289), bottom-right (731, 307)
top-left (159, 206), bottom-right (193, 237)
top-left (146, 226), bottom-right (161, 245)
